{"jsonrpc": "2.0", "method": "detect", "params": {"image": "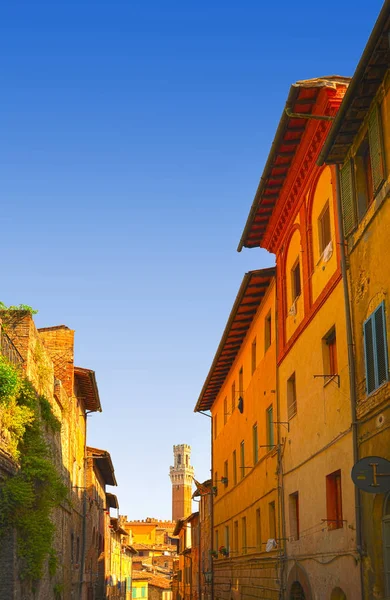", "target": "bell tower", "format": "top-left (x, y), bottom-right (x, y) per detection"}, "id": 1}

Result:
top-left (169, 444), bottom-right (194, 521)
